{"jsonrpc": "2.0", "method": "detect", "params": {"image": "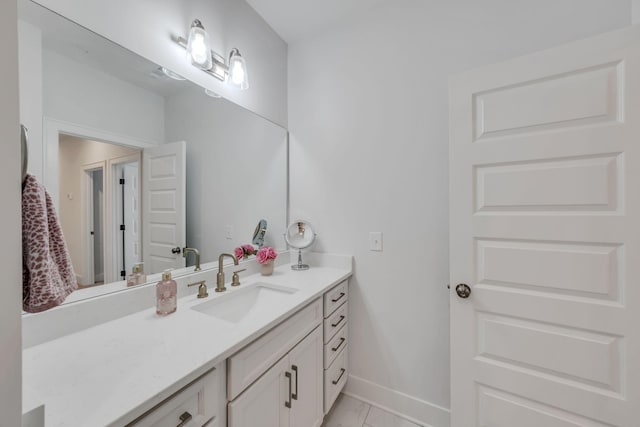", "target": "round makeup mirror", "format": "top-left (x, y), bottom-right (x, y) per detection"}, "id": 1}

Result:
top-left (284, 220), bottom-right (316, 270)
